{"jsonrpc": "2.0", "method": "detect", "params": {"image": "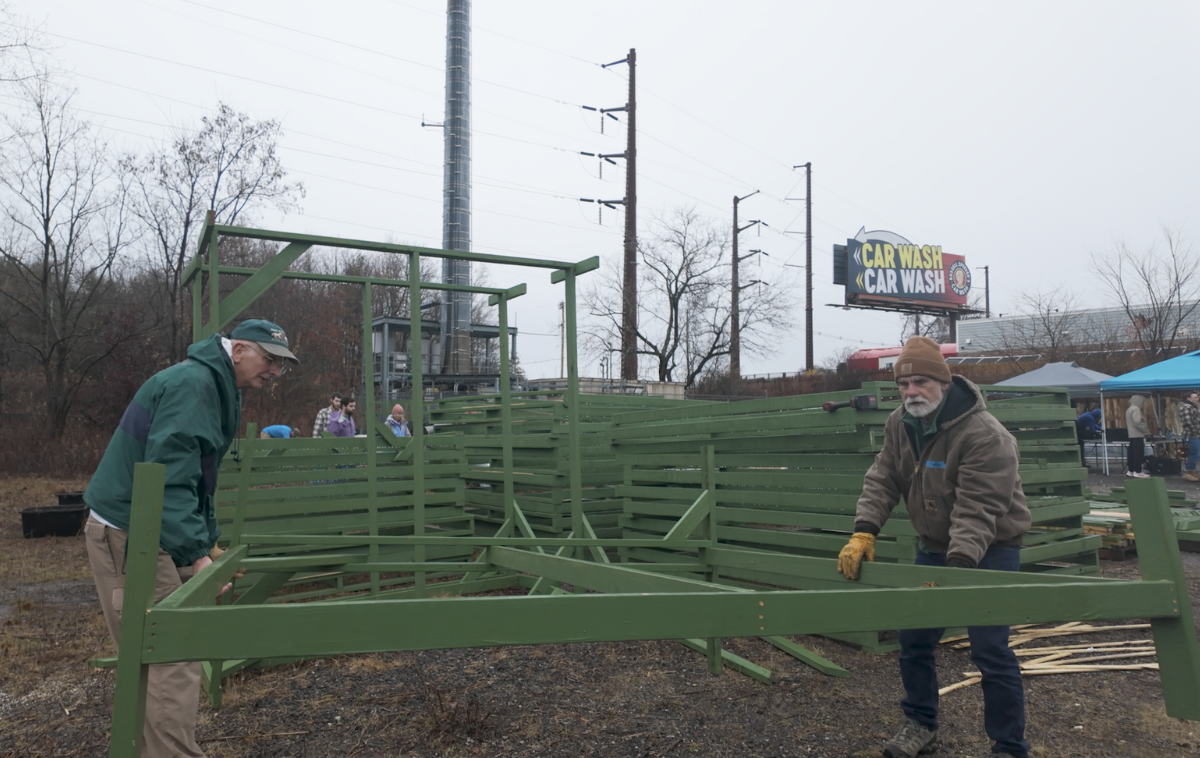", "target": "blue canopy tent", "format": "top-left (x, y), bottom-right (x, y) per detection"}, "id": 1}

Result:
top-left (1100, 350), bottom-right (1200, 392)
top-left (1098, 351), bottom-right (1200, 473)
